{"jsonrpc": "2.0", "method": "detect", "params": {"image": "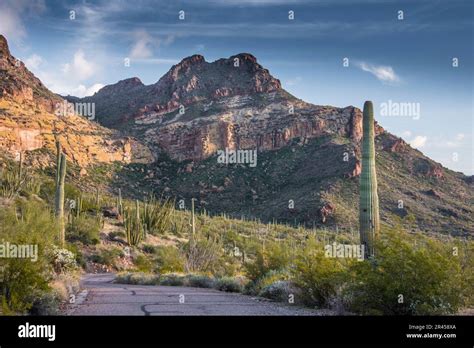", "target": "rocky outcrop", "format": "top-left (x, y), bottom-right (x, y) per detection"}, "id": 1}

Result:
top-left (0, 34), bottom-right (153, 168)
top-left (319, 202), bottom-right (335, 223)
